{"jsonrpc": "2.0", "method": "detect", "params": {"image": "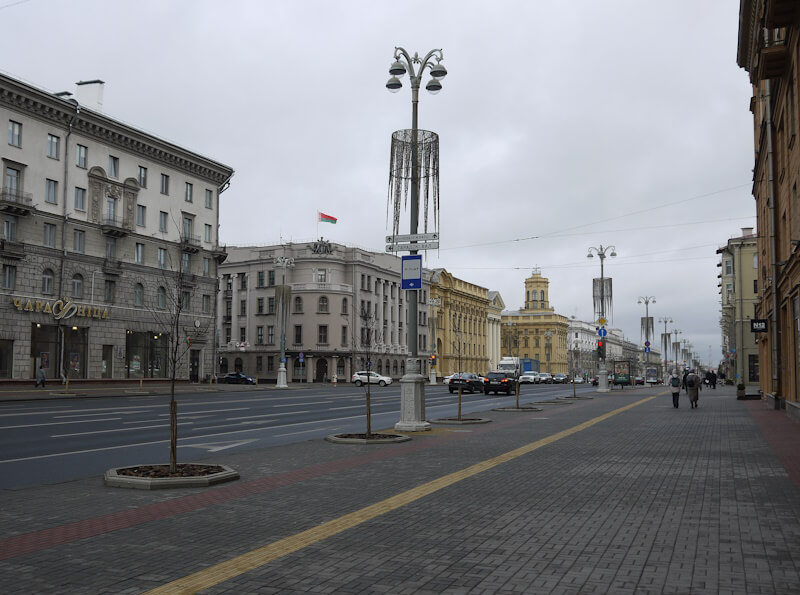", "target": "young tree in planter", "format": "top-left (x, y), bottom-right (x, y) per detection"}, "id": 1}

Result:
top-left (147, 246), bottom-right (213, 473)
top-left (354, 305), bottom-right (383, 438)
